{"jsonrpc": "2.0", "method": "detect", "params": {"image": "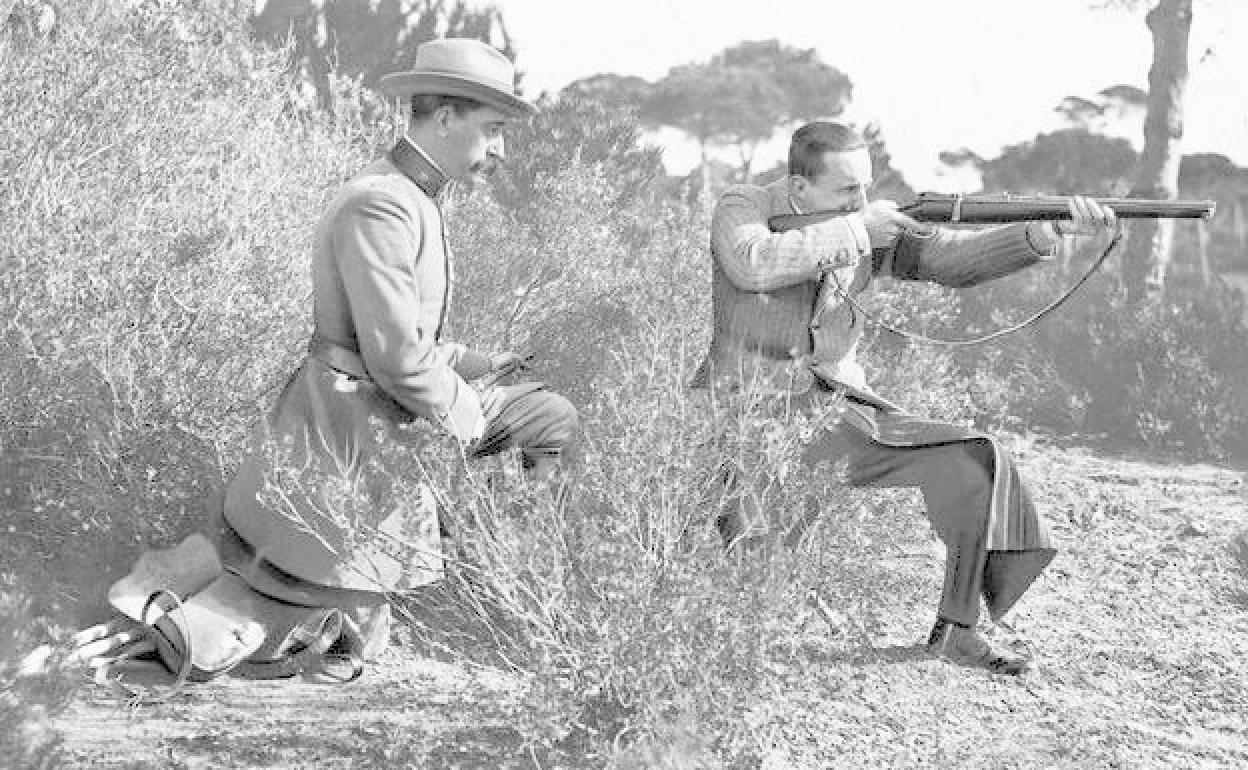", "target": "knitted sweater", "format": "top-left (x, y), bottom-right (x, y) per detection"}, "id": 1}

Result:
top-left (692, 178), bottom-right (1059, 393)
